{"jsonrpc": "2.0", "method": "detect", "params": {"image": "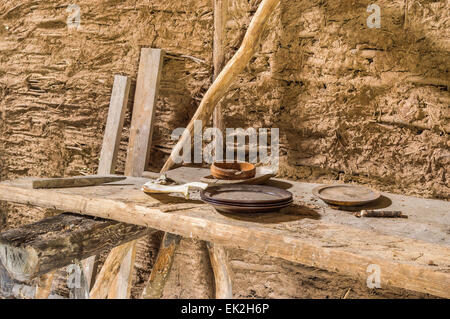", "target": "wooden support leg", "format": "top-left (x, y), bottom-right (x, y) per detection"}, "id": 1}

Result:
top-left (82, 255), bottom-right (98, 290)
top-left (108, 240), bottom-right (137, 299)
top-left (207, 242), bottom-right (233, 299)
top-left (90, 241), bottom-right (135, 299)
top-left (35, 272), bottom-right (54, 299)
top-left (141, 233), bottom-right (181, 299)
